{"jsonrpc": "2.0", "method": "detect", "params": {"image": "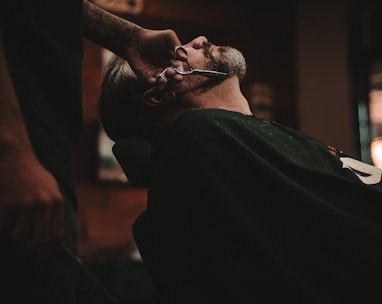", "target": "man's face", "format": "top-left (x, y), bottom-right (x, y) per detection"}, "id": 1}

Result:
top-left (177, 36), bottom-right (246, 92)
